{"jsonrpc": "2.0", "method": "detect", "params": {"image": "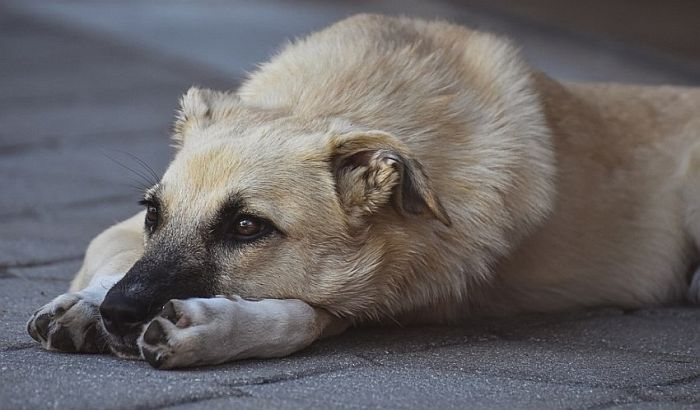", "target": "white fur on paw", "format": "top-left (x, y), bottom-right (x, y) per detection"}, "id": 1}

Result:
top-left (26, 292), bottom-right (107, 353)
top-left (138, 297), bottom-right (319, 369)
top-left (138, 298), bottom-right (234, 369)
